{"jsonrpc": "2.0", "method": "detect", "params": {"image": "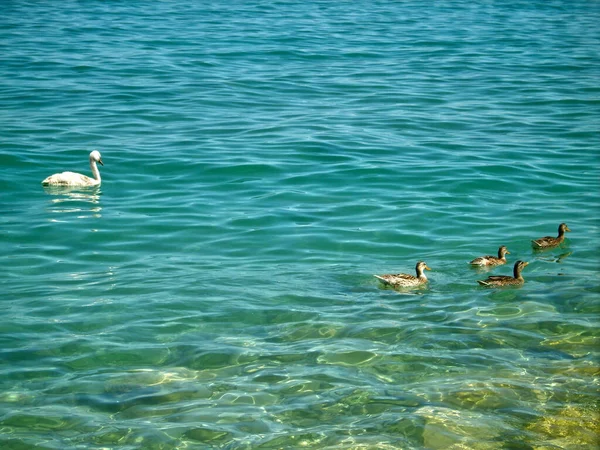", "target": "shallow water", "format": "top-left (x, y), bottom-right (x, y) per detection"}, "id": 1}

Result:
top-left (1, 1), bottom-right (599, 448)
